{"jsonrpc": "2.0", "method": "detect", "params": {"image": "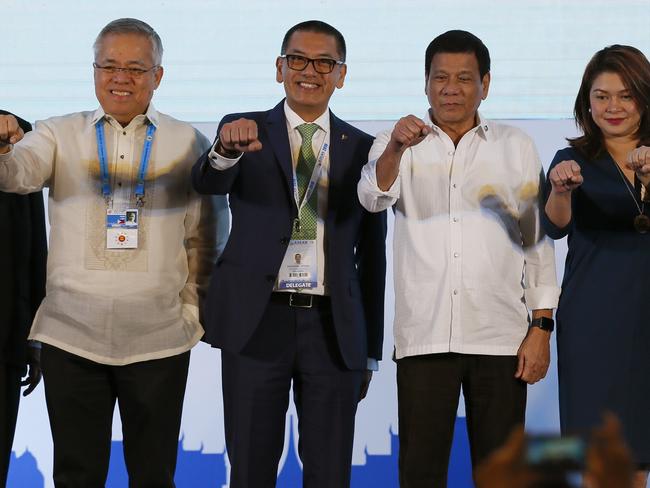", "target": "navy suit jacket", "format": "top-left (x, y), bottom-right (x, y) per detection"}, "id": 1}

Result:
top-left (192, 101), bottom-right (386, 370)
